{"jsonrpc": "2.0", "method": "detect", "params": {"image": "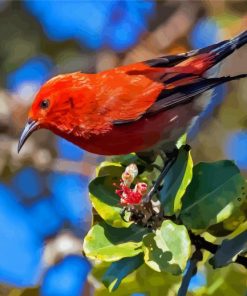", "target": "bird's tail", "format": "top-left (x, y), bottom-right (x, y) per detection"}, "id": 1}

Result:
top-left (144, 30), bottom-right (247, 72)
top-left (208, 30), bottom-right (247, 68)
top-left (217, 73), bottom-right (247, 83)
